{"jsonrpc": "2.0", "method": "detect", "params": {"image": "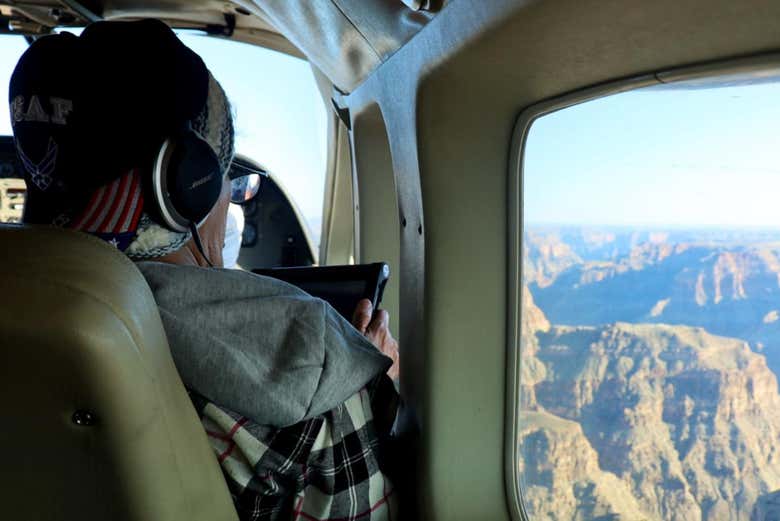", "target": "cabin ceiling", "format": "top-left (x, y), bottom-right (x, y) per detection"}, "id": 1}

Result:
top-left (0, 0), bottom-right (449, 91)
